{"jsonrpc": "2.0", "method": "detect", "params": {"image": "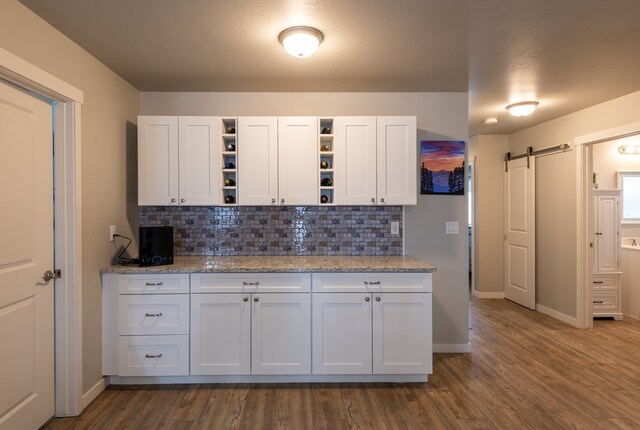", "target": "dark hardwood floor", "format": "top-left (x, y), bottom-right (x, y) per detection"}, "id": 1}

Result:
top-left (44, 297), bottom-right (640, 429)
